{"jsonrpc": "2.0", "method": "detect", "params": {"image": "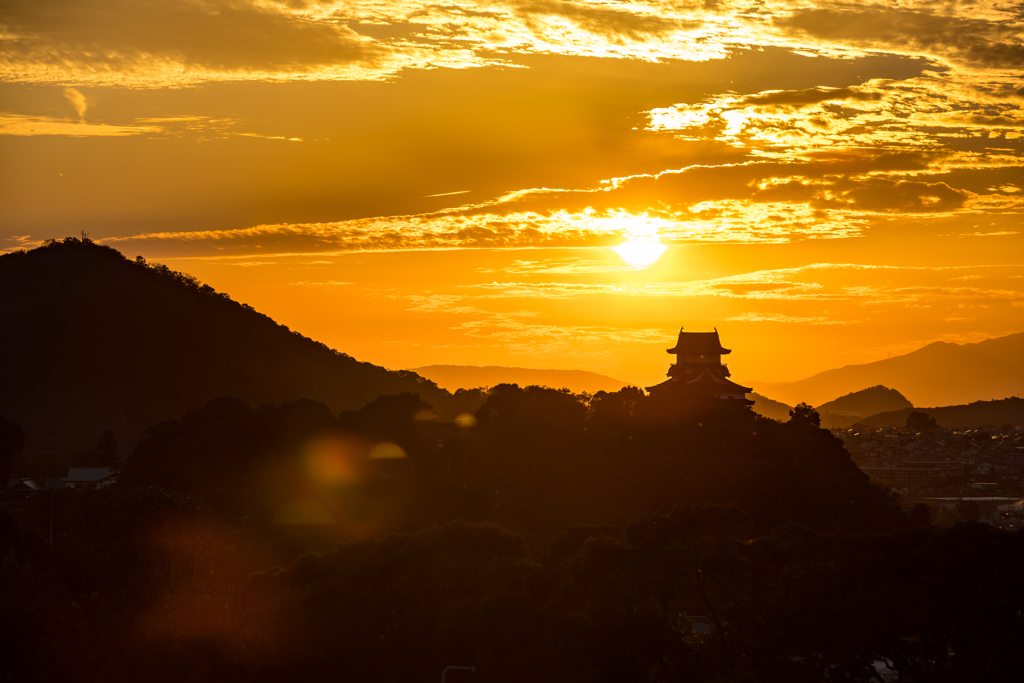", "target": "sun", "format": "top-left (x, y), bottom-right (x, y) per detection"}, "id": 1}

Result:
top-left (612, 238), bottom-right (668, 267)
top-left (602, 213), bottom-right (669, 268)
